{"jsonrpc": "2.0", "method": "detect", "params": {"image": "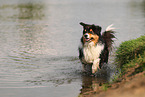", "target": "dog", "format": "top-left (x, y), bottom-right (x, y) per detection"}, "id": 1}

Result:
top-left (78, 22), bottom-right (115, 74)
